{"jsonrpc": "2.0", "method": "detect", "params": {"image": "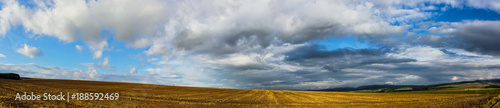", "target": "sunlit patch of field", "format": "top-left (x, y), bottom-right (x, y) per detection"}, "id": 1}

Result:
top-left (436, 83), bottom-right (491, 90)
top-left (393, 88), bottom-right (500, 94)
top-left (0, 78), bottom-right (497, 108)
